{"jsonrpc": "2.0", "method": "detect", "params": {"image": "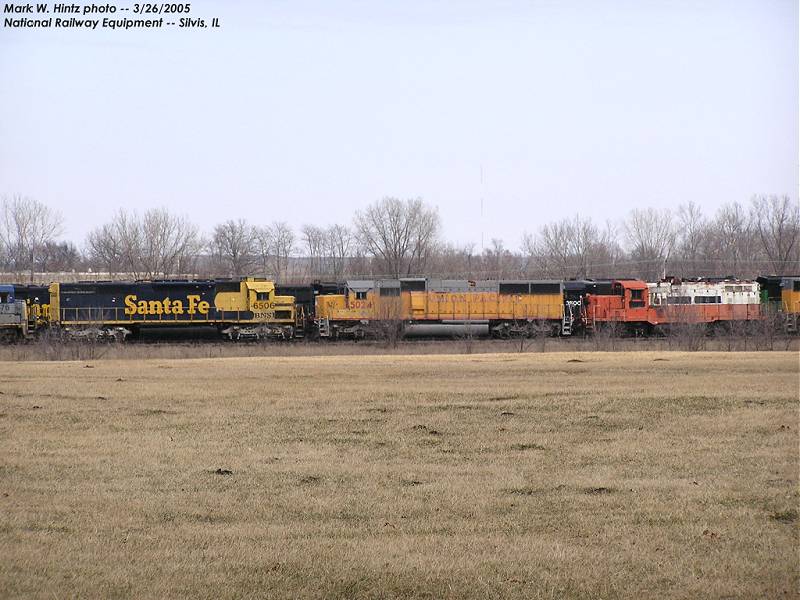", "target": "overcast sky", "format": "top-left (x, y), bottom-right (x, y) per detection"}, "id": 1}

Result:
top-left (0, 0), bottom-right (797, 250)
